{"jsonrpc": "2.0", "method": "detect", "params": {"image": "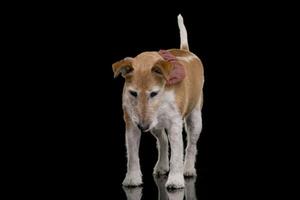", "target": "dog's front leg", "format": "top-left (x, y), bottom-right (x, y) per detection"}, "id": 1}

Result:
top-left (151, 129), bottom-right (169, 175)
top-left (123, 124), bottom-right (143, 187)
top-left (165, 118), bottom-right (185, 189)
